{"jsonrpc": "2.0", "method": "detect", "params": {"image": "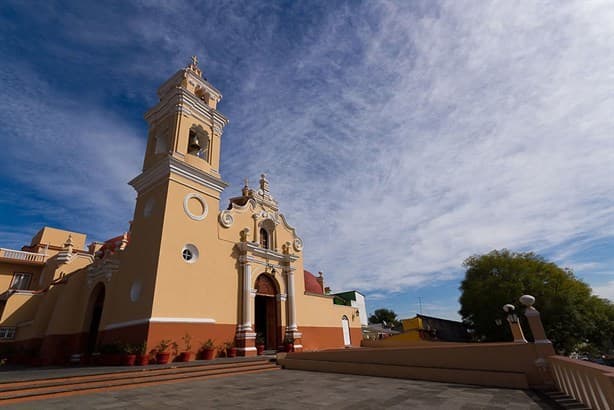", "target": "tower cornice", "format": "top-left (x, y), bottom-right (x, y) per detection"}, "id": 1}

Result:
top-left (144, 87), bottom-right (229, 131)
top-left (129, 155), bottom-right (229, 195)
